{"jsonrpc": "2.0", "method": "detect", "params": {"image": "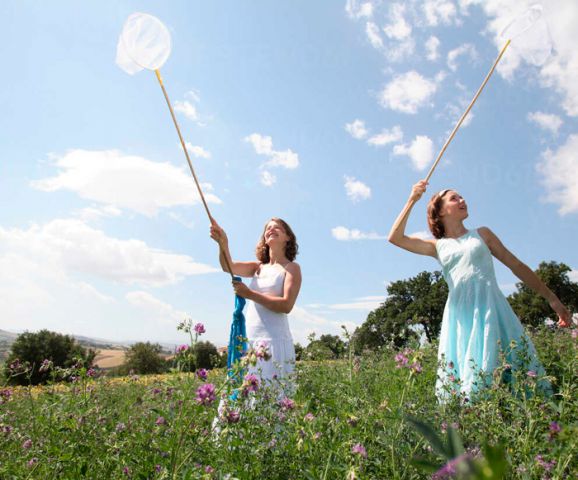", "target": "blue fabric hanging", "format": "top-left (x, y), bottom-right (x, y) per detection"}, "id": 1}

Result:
top-left (227, 276), bottom-right (247, 370)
